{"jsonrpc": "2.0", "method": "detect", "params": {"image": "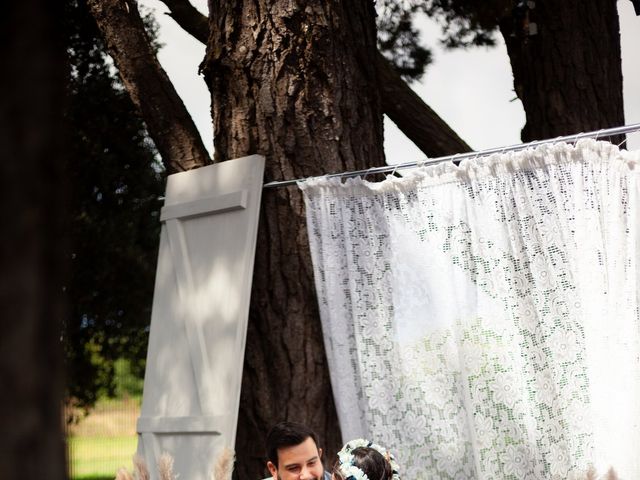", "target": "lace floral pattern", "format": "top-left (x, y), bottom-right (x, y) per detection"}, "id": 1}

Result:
top-left (300, 140), bottom-right (640, 479)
